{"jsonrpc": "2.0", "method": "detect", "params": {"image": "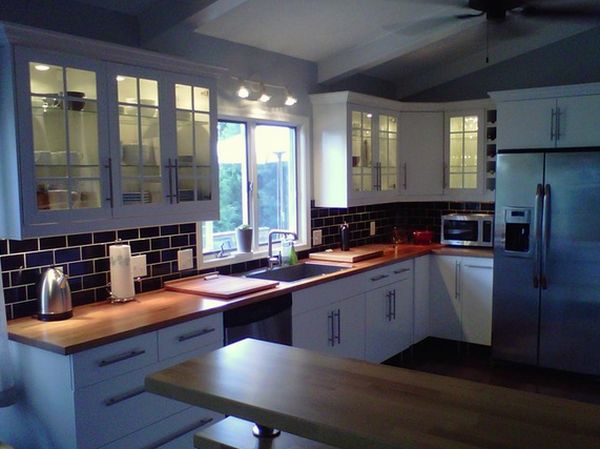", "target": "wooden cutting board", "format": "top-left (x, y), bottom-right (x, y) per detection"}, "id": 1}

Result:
top-left (309, 247), bottom-right (383, 263)
top-left (164, 274), bottom-right (278, 299)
